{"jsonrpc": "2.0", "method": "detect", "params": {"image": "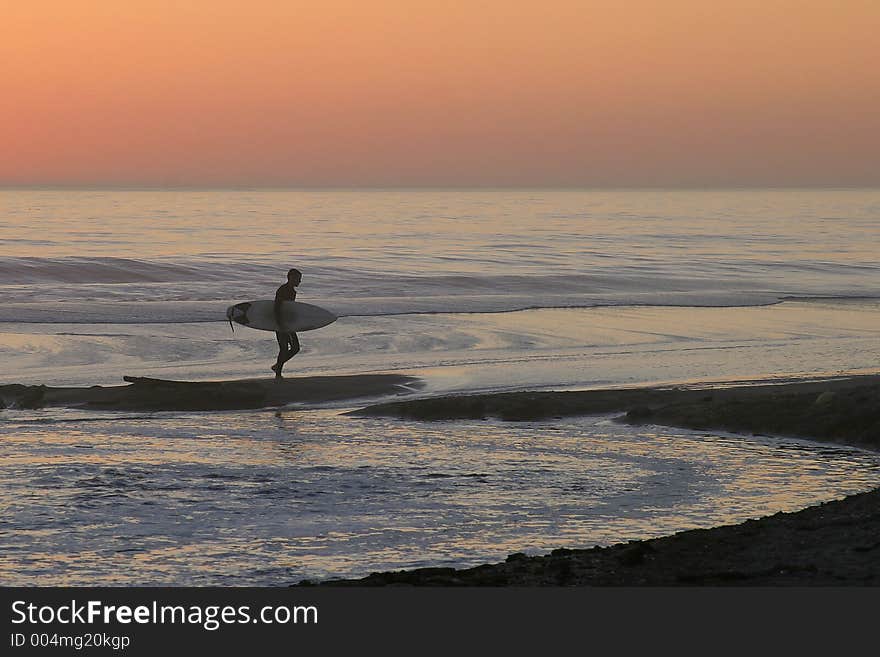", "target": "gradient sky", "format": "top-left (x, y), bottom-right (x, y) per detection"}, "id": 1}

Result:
top-left (2, 1), bottom-right (878, 187)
